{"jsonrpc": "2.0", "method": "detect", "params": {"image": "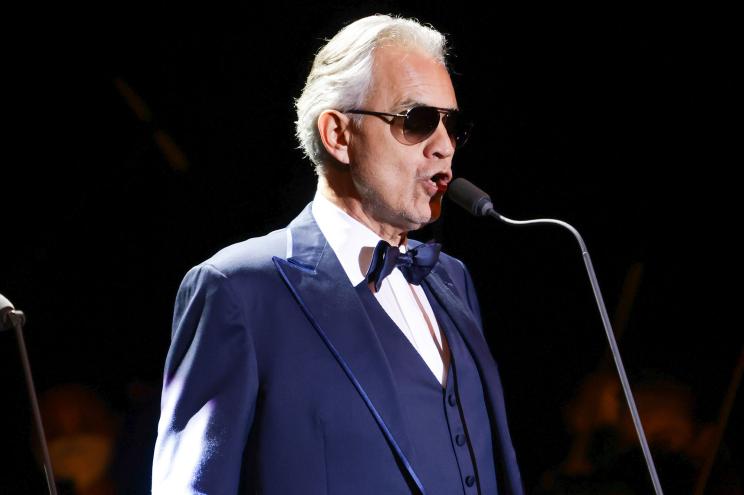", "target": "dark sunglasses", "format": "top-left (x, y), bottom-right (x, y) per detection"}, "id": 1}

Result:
top-left (346, 106), bottom-right (473, 148)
